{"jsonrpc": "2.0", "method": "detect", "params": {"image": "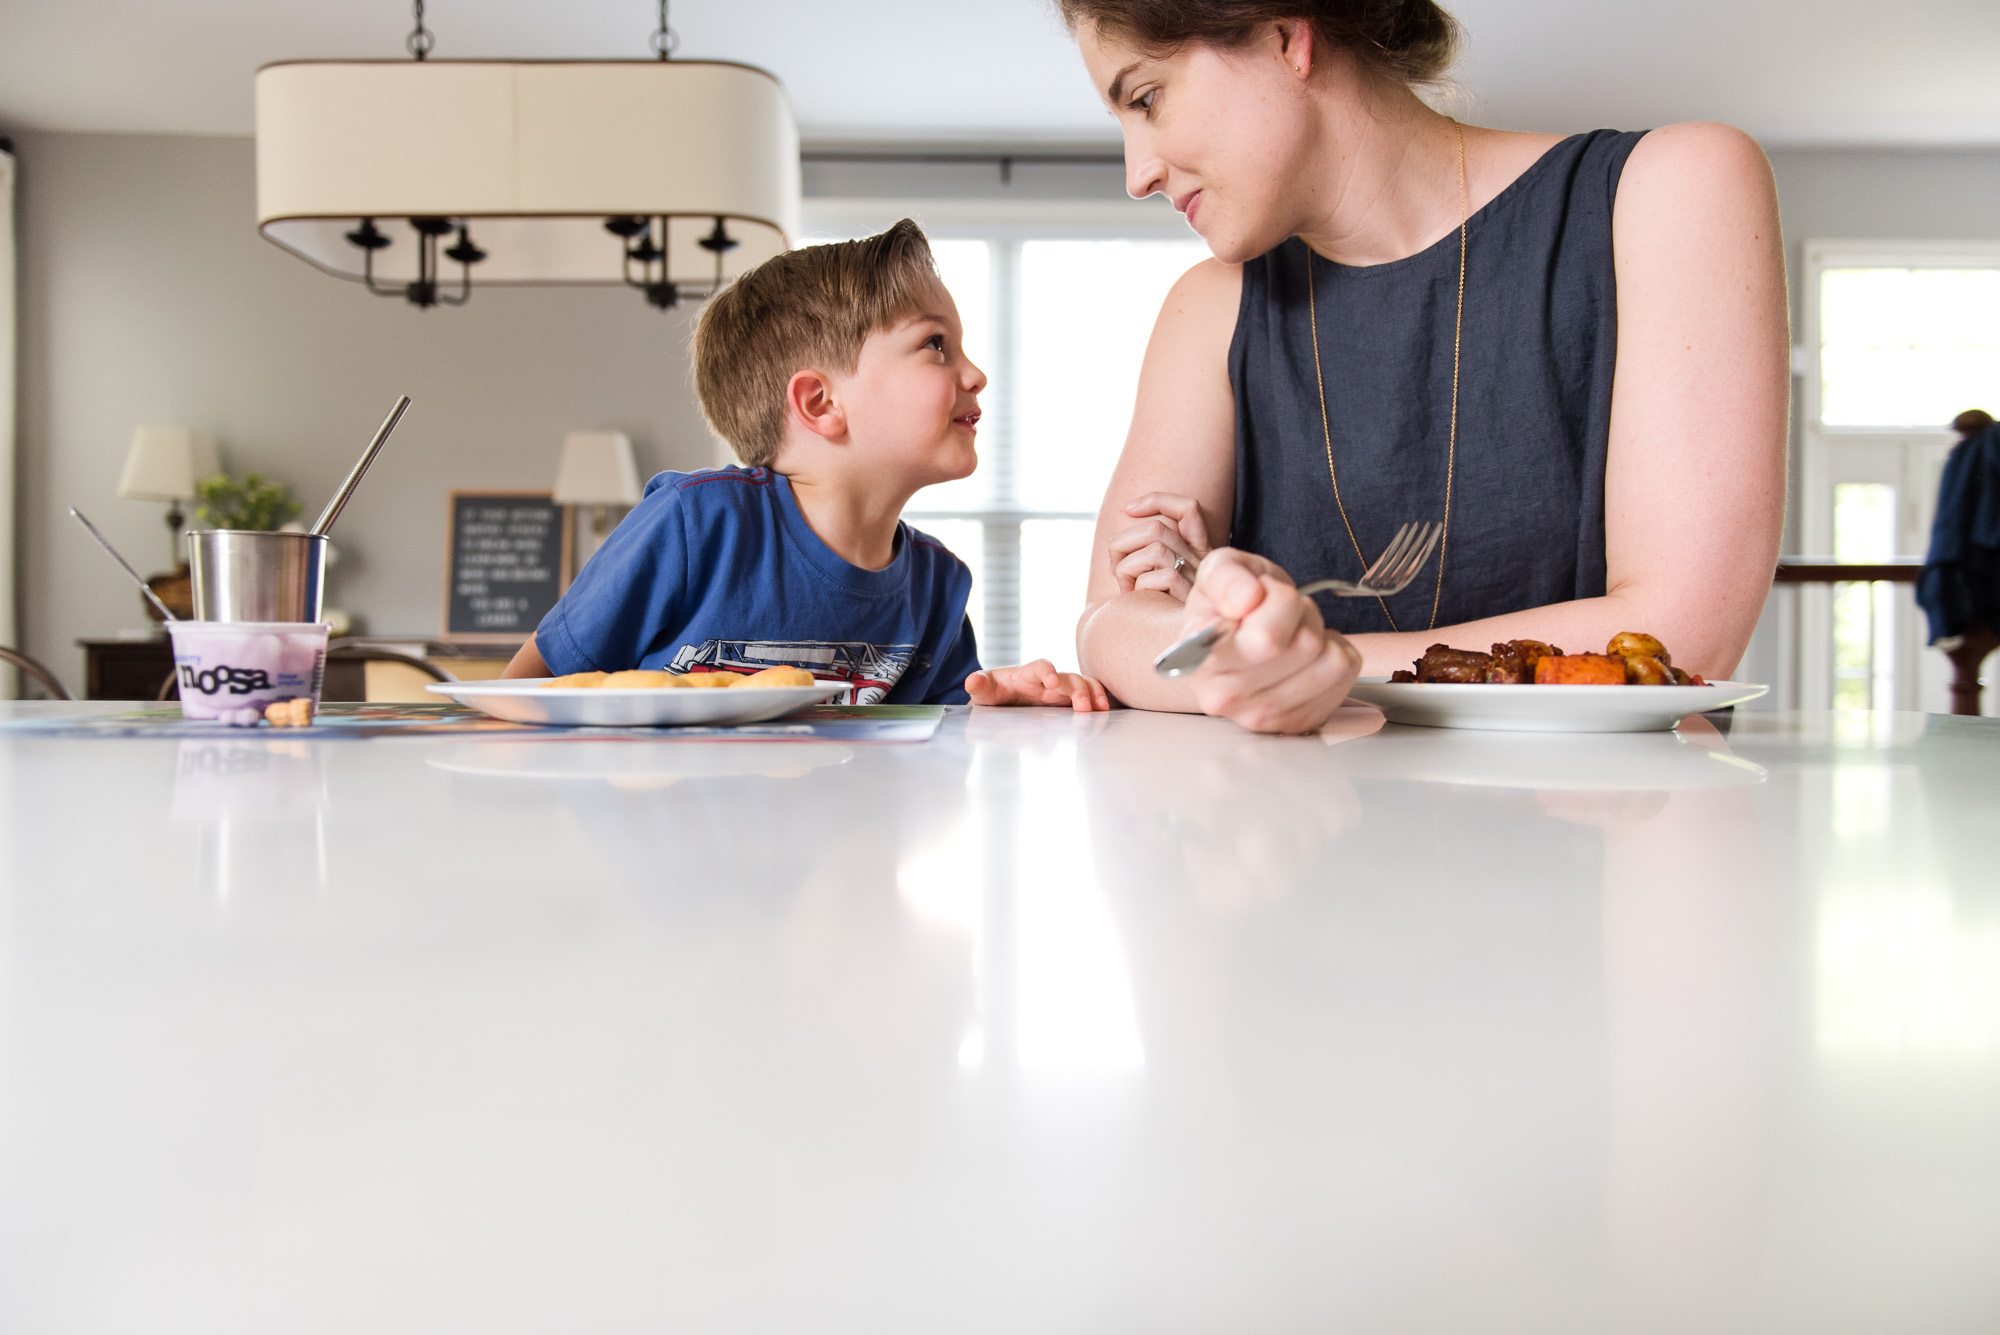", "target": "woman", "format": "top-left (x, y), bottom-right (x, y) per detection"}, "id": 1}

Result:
top-left (1065, 0), bottom-right (1789, 733)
